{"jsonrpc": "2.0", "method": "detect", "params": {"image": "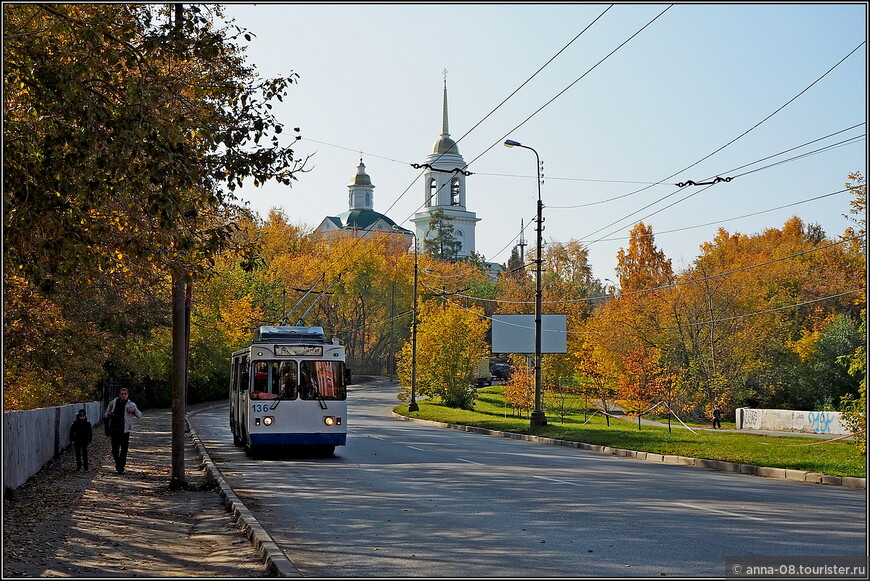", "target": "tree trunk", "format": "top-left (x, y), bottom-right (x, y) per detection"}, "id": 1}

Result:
top-left (170, 270), bottom-right (189, 489)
